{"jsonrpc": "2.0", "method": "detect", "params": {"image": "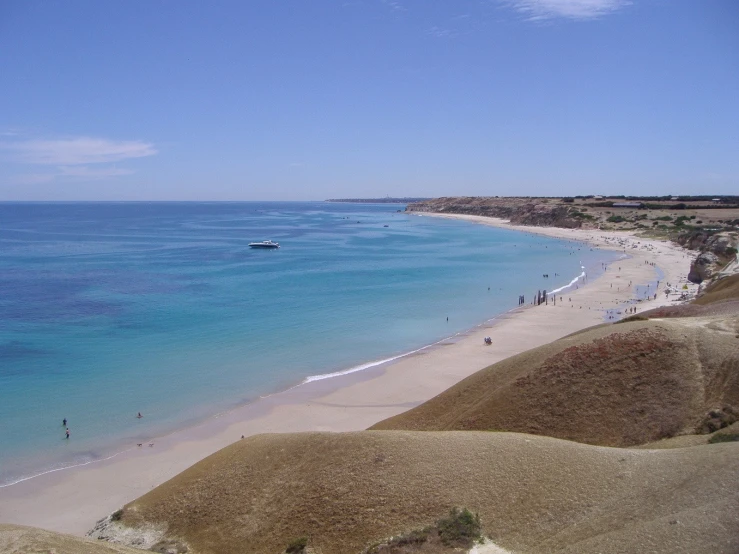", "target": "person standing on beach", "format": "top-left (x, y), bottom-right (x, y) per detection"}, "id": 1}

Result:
top-left (65, 428), bottom-right (70, 439)
top-left (62, 418), bottom-right (67, 427)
